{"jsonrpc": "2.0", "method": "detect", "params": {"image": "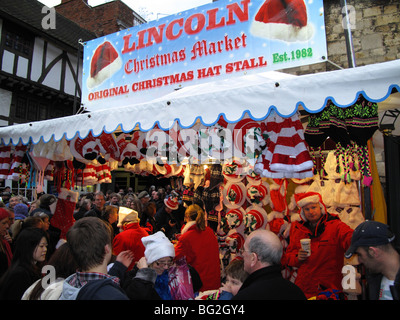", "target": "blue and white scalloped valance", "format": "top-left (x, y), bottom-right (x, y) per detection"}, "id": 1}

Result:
top-left (0, 59), bottom-right (399, 147)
